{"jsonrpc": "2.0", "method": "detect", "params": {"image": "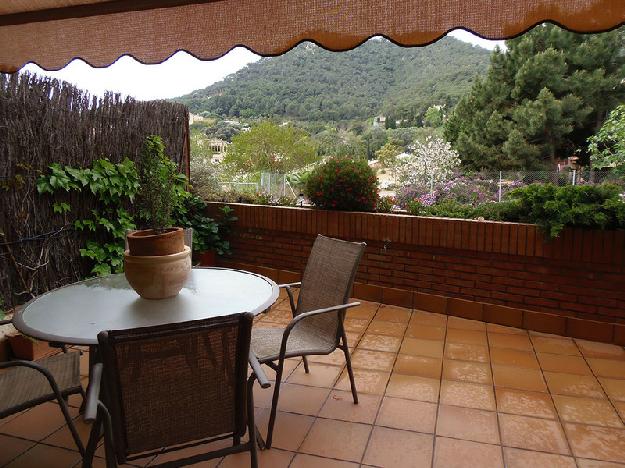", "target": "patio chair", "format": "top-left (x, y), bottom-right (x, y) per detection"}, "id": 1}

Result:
top-left (251, 234), bottom-right (365, 448)
top-left (82, 313), bottom-right (270, 468)
top-left (0, 320), bottom-right (85, 456)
